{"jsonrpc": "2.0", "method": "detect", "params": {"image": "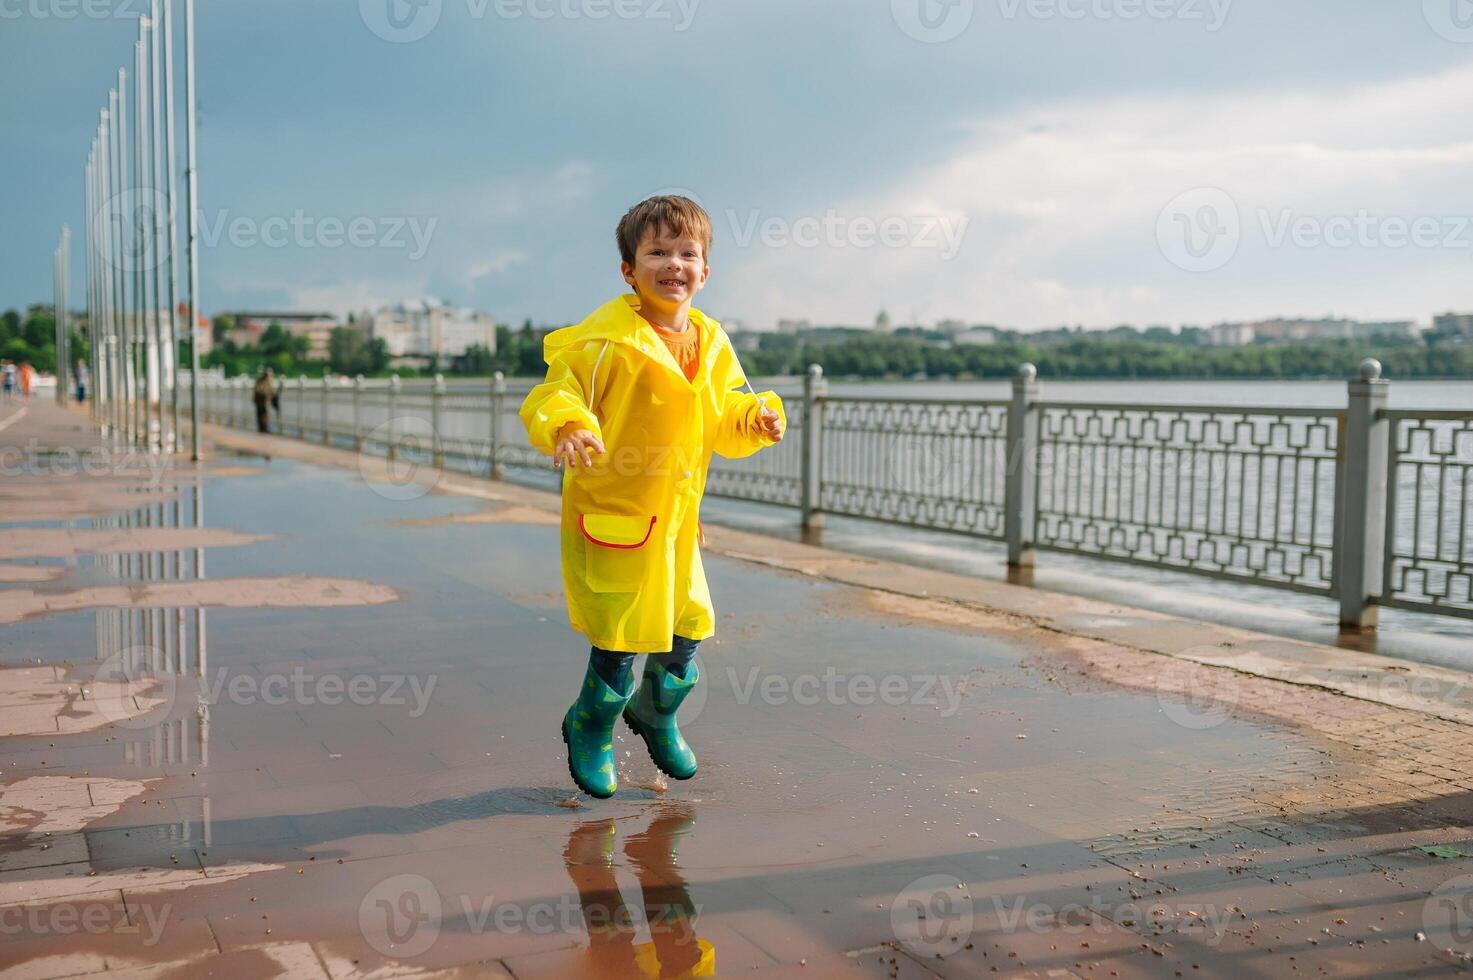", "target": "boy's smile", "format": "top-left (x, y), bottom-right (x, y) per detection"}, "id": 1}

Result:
top-left (621, 227), bottom-right (709, 329)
